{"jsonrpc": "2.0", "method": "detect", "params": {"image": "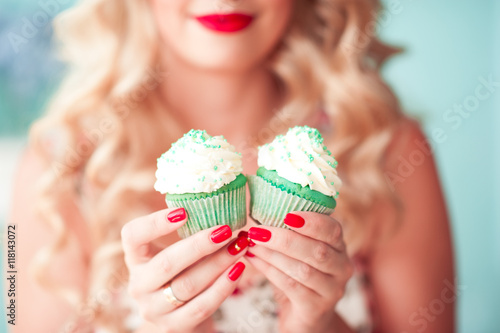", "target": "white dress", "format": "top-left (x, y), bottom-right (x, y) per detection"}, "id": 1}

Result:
top-left (118, 269), bottom-right (372, 333)
top-left (213, 272), bottom-right (372, 333)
